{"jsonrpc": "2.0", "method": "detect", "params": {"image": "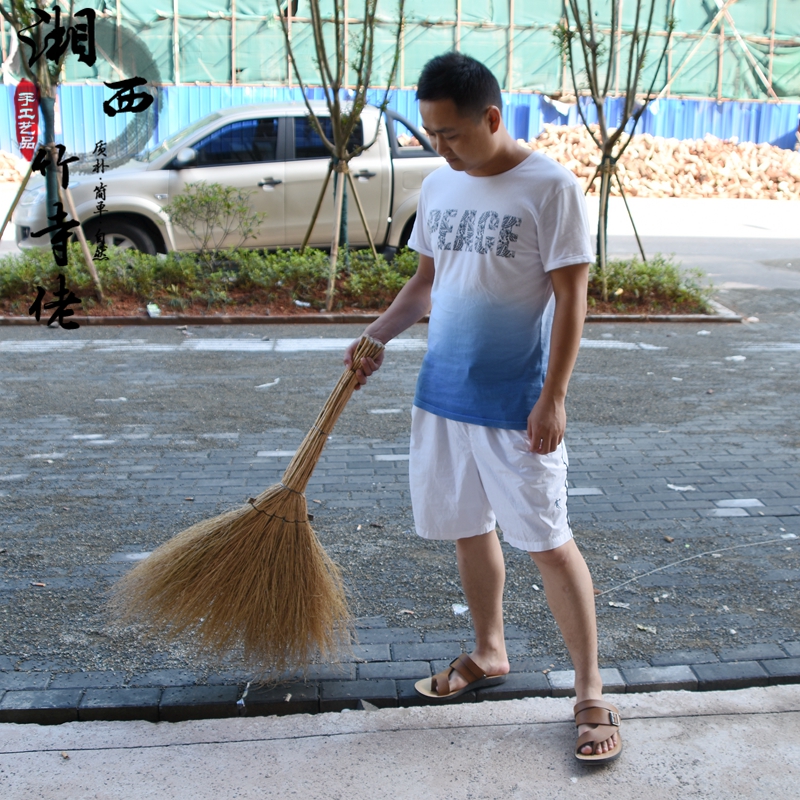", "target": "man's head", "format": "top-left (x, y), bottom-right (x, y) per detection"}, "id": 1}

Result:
top-left (417, 52), bottom-right (502, 122)
top-left (416, 52), bottom-right (509, 174)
